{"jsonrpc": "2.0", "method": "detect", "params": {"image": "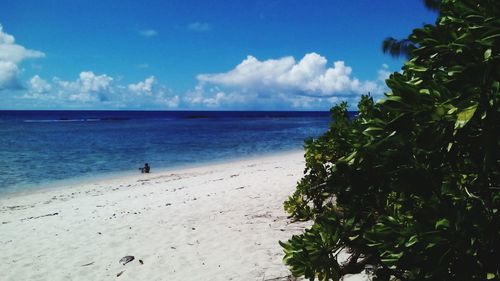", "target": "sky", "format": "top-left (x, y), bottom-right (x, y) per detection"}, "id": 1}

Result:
top-left (0, 0), bottom-right (437, 110)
